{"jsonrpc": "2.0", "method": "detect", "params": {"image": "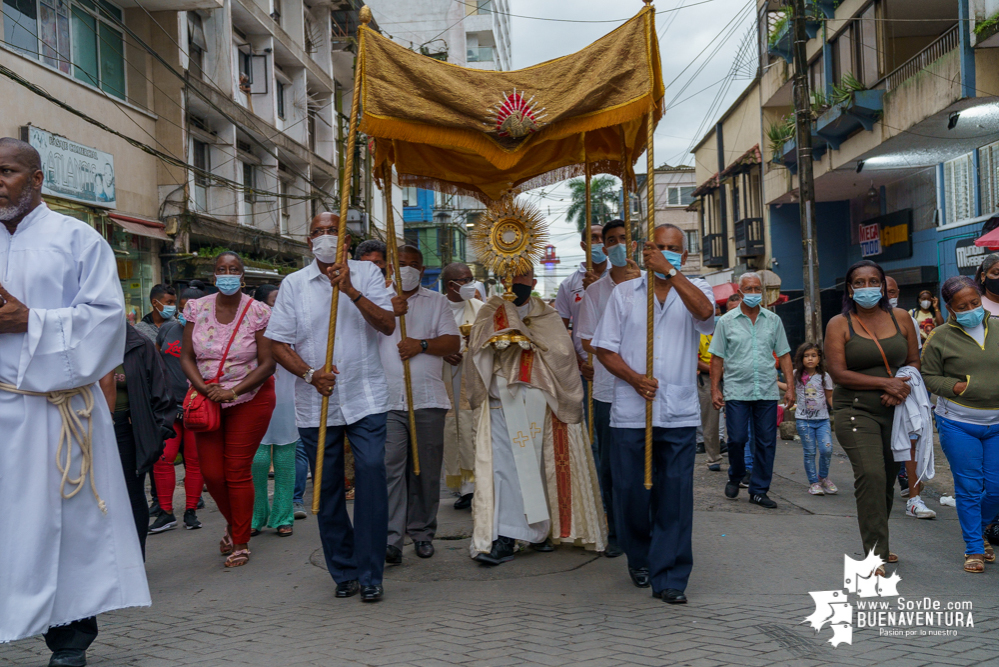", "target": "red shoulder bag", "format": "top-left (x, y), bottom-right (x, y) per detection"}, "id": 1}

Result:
top-left (183, 299), bottom-right (253, 432)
